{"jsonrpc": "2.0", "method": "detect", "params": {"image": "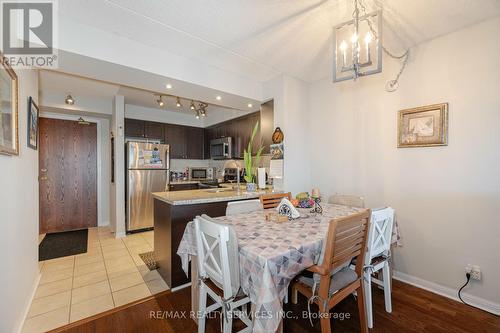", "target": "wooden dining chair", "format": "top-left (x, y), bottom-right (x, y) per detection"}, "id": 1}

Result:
top-left (329, 194), bottom-right (365, 208)
top-left (259, 192), bottom-right (292, 209)
top-left (194, 215), bottom-right (253, 333)
top-left (291, 210), bottom-right (371, 333)
top-left (226, 199), bottom-right (263, 215)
